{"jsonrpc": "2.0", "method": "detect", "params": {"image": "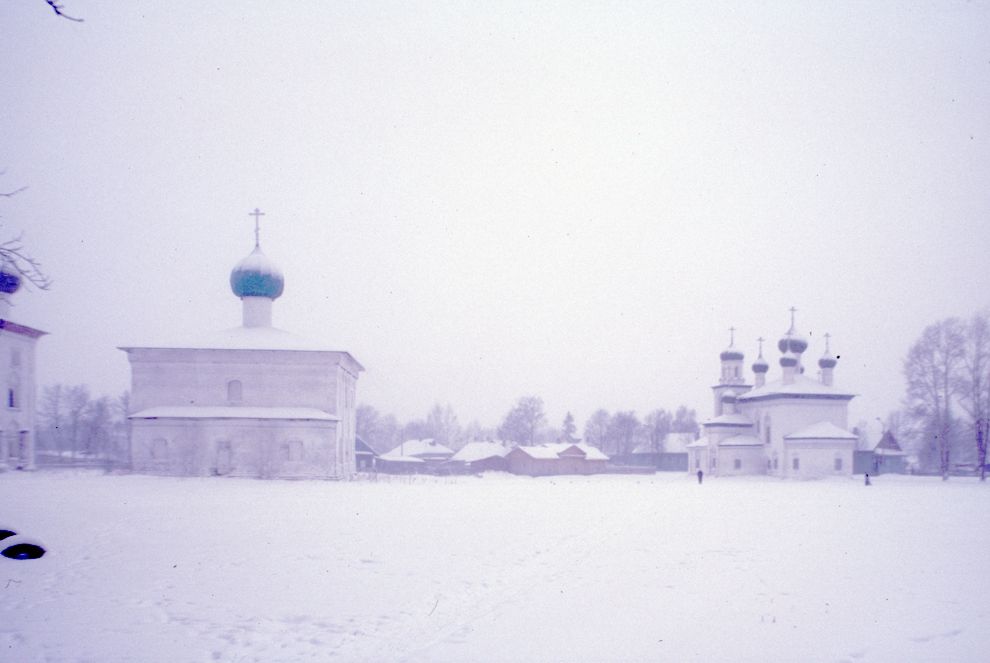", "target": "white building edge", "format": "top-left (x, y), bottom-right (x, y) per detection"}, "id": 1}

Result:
top-left (0, 267), bottom-right (46, 471)
top-left (688, 311), bottom-right (858, 478)
top-left (119, 213), bottom-right (362, 479)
